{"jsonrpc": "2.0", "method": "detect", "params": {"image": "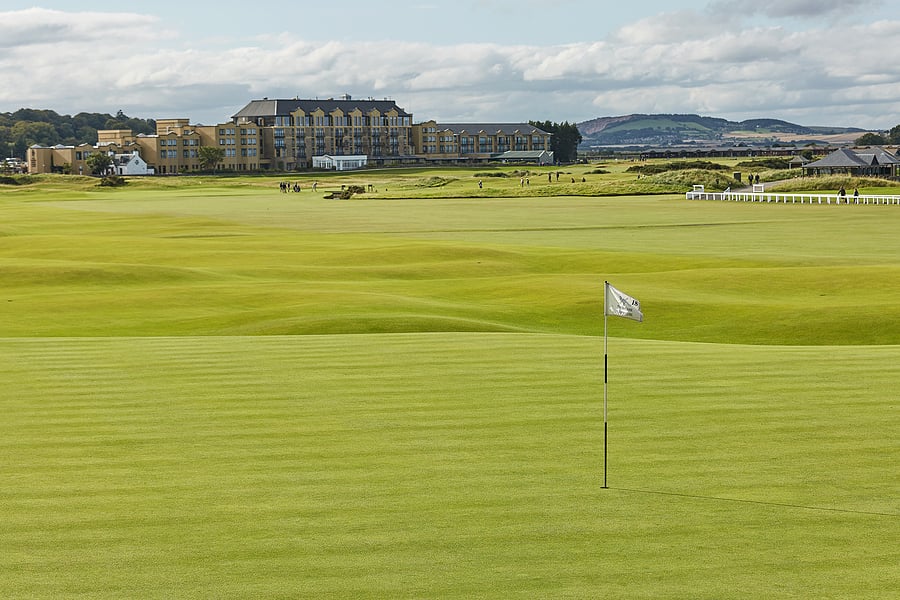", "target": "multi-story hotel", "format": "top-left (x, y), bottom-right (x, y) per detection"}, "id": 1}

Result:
top-left (27, 95), bottom-right (553, 174)
top-left (232, 95), bottom-right (415, 171)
